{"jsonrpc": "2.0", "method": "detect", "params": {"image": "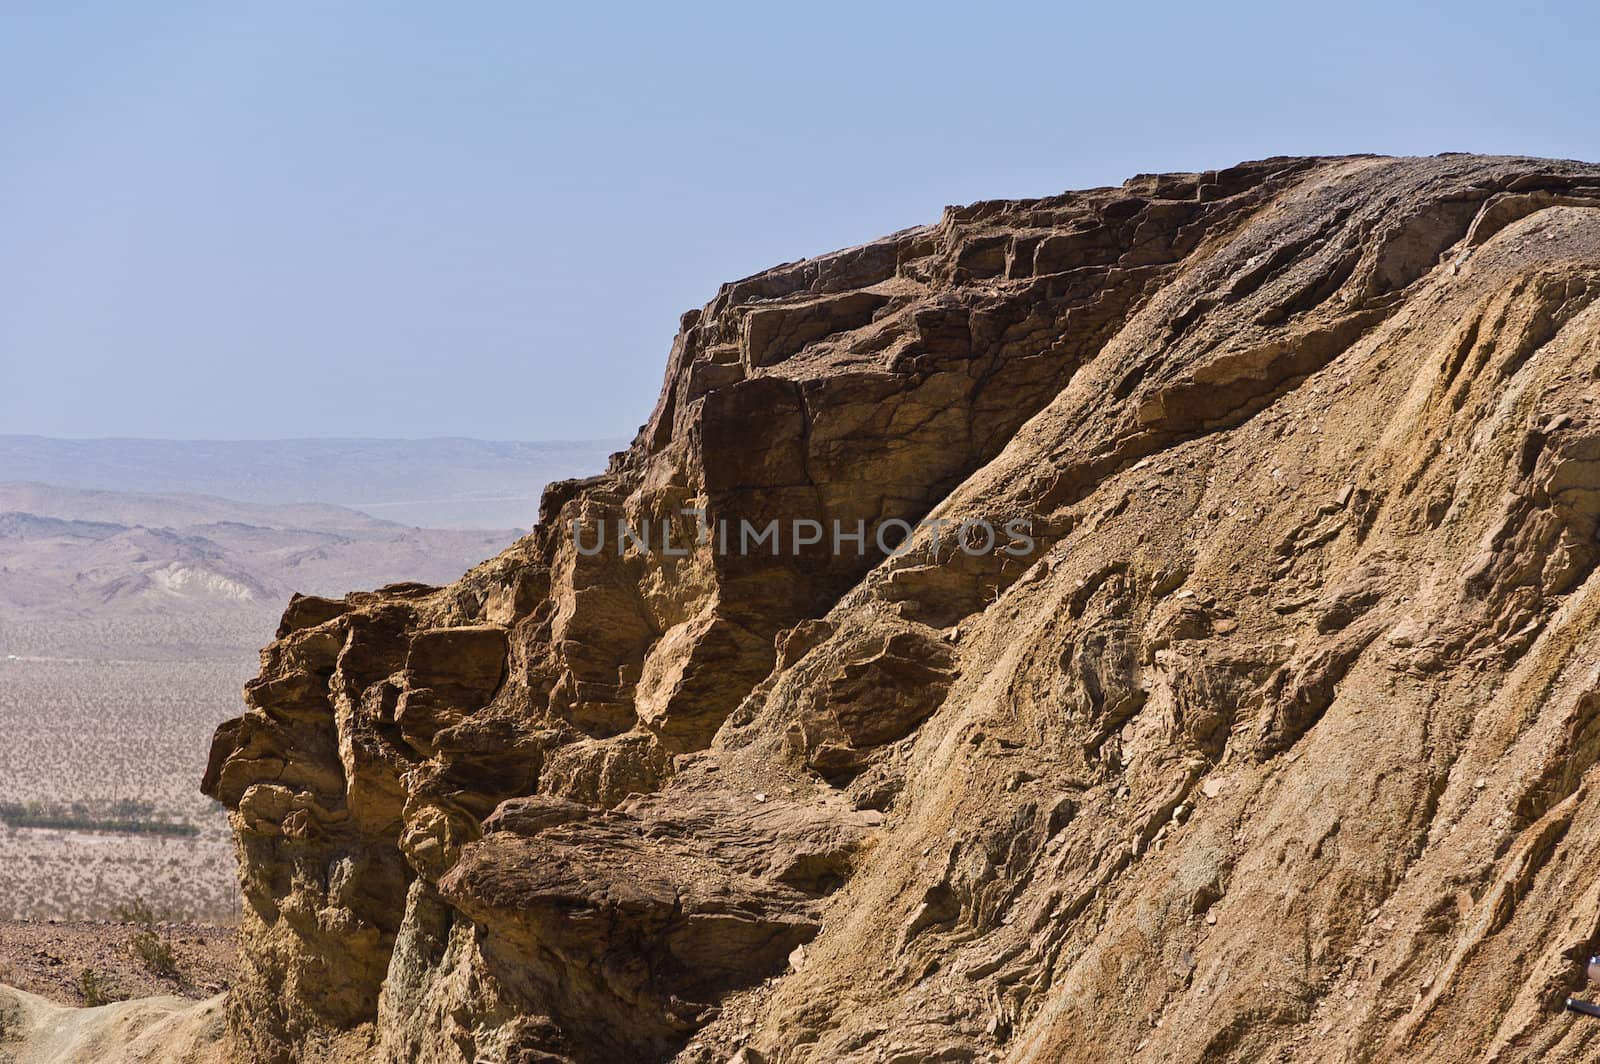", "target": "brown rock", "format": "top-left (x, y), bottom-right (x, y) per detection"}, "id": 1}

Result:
top-left (200, 155), bottom-right (1600, 1064)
